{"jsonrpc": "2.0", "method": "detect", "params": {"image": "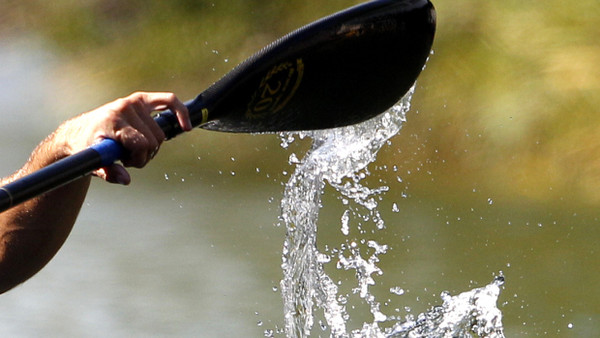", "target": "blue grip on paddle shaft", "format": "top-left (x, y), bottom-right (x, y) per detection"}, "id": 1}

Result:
top-left (90, 139), bottom-right (125, 167)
